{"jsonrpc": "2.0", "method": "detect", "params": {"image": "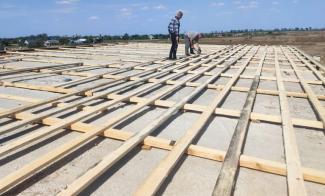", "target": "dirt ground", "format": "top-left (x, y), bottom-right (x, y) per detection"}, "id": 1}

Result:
top-left (200, 31), bottom-right (325, 66)
top-left (135, 31), bottom-right (325, 66)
